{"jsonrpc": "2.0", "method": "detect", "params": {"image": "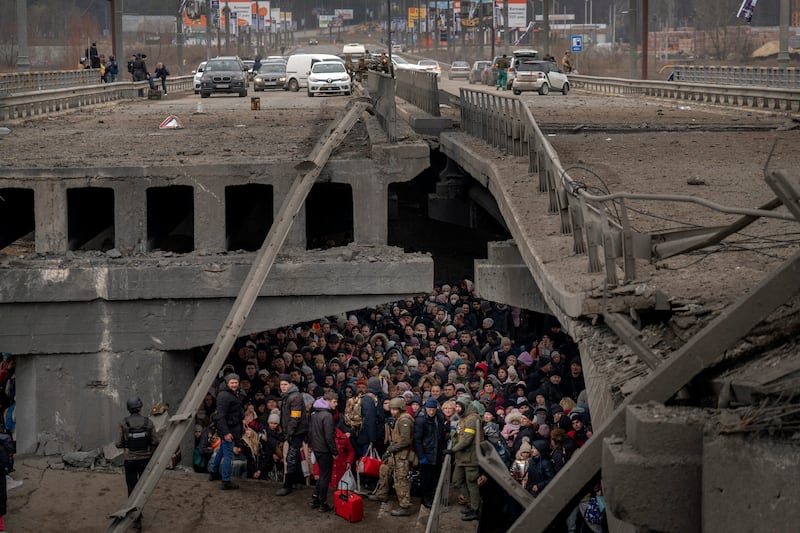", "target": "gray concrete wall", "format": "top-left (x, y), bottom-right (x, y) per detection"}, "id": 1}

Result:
top-left (703, 435), bottom-right (800, 532)
top-left (474, 240), bottom-right (551, 315)
top-left (16, 350), bottom-right (195, 455)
